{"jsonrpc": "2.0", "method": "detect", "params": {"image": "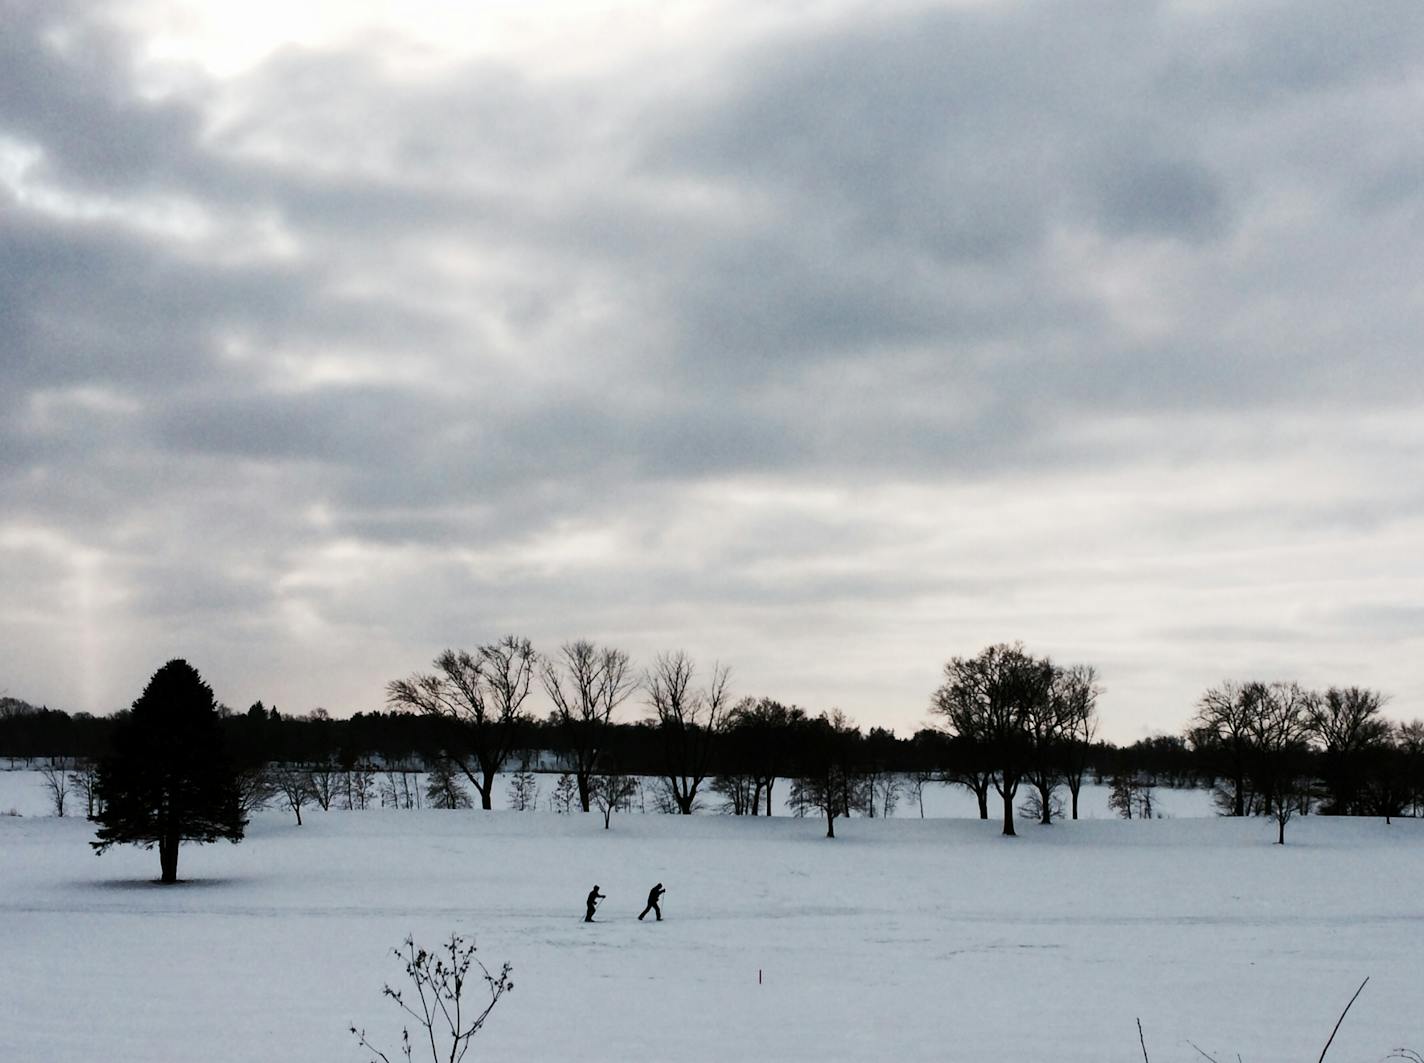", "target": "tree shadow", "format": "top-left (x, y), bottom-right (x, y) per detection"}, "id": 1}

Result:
top-left (85, 875), bottom-right (253, 891)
